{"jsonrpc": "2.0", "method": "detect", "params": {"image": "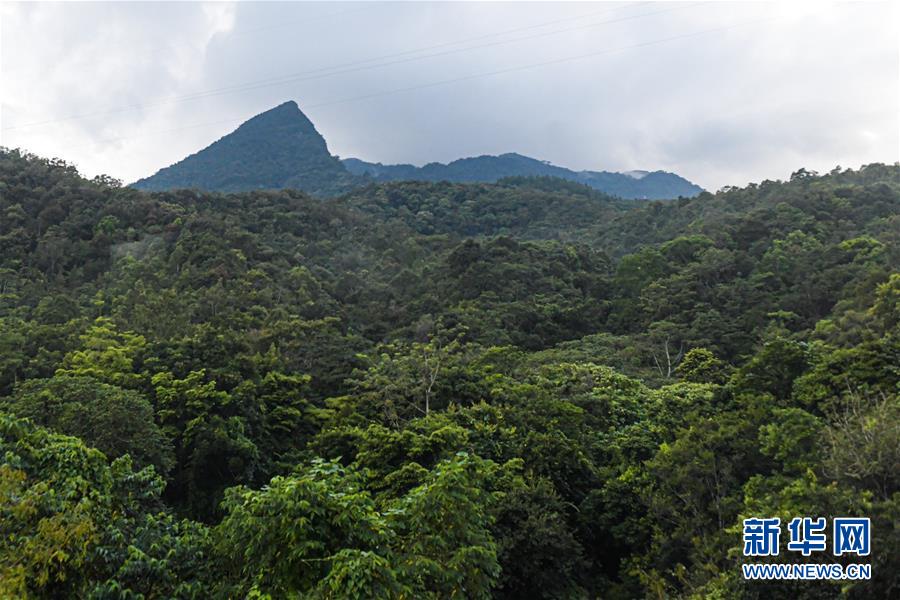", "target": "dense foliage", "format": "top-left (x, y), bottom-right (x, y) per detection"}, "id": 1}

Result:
top-left (2, 147), bottom-right (898, 598)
